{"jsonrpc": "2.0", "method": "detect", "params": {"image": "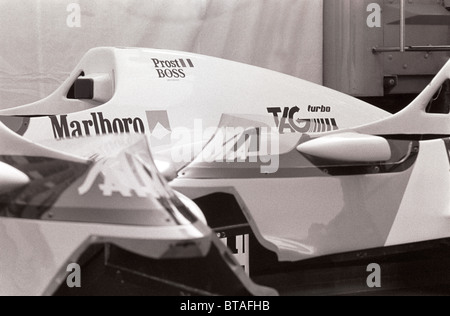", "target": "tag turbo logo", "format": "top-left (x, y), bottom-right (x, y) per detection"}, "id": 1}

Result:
top-left (152, 58), bottom-right (194, 79)
top-left (268, 107), bottom-right (338, 134)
